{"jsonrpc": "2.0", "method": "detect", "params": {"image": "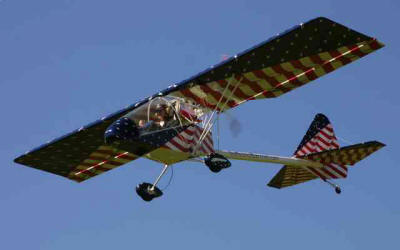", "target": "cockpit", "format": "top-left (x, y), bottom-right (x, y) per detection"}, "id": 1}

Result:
top-left (124, 96), bottom-right (205, 132)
